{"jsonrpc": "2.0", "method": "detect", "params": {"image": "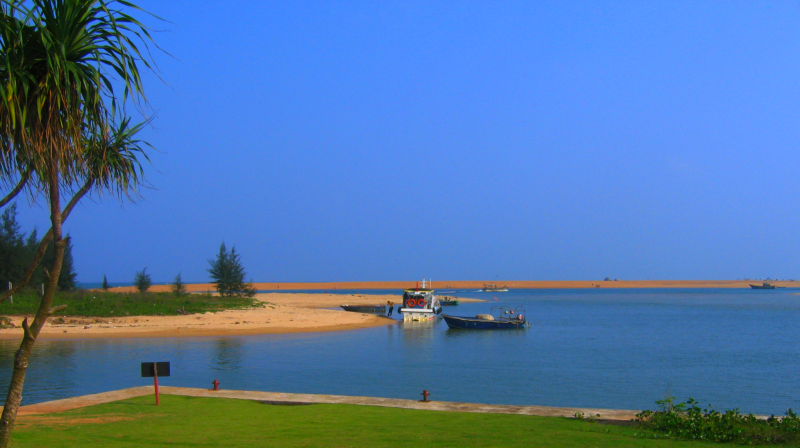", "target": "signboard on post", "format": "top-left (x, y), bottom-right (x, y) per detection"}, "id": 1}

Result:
top-left (141, 361), bottom-right (170, 405)
top-left (141, 361), bottom-right (170, 378)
